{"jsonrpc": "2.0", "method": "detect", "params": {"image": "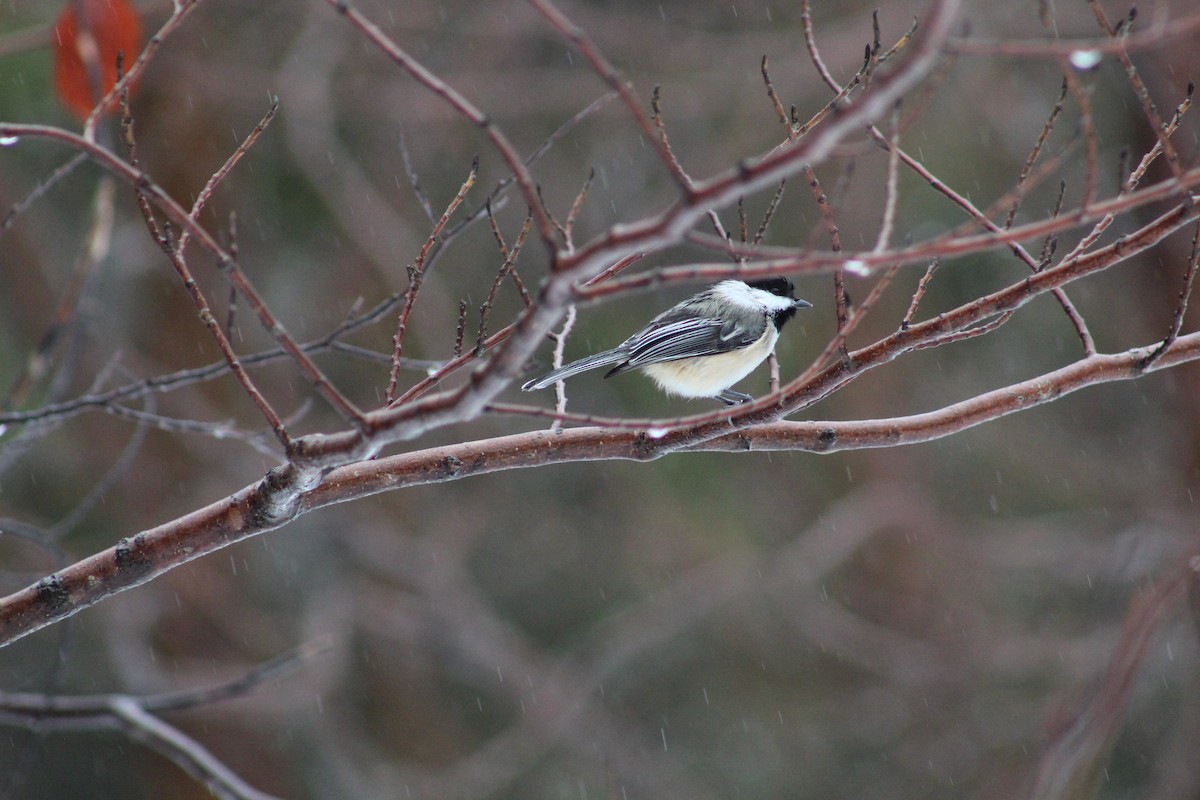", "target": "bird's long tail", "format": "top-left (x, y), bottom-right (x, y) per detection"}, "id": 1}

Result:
top-left (521, 348), bottom-right (626, 391)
